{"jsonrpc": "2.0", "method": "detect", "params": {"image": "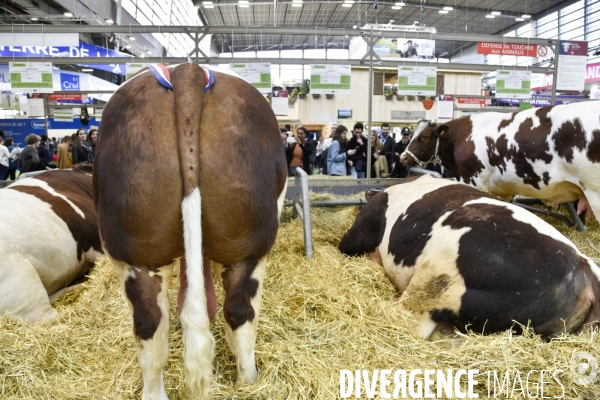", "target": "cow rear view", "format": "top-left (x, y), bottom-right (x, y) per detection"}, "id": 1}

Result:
top-left (93, 63), bottom-right (287, 399)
